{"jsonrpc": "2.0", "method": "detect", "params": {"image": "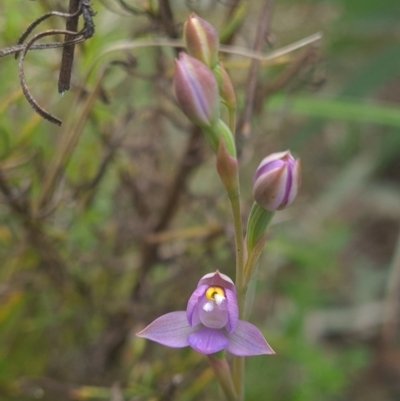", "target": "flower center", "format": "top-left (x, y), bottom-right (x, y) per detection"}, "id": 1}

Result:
top-left (205, 286), bottom-right (225, 305)
top-left (200, 286), bottom-right (228, 329)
